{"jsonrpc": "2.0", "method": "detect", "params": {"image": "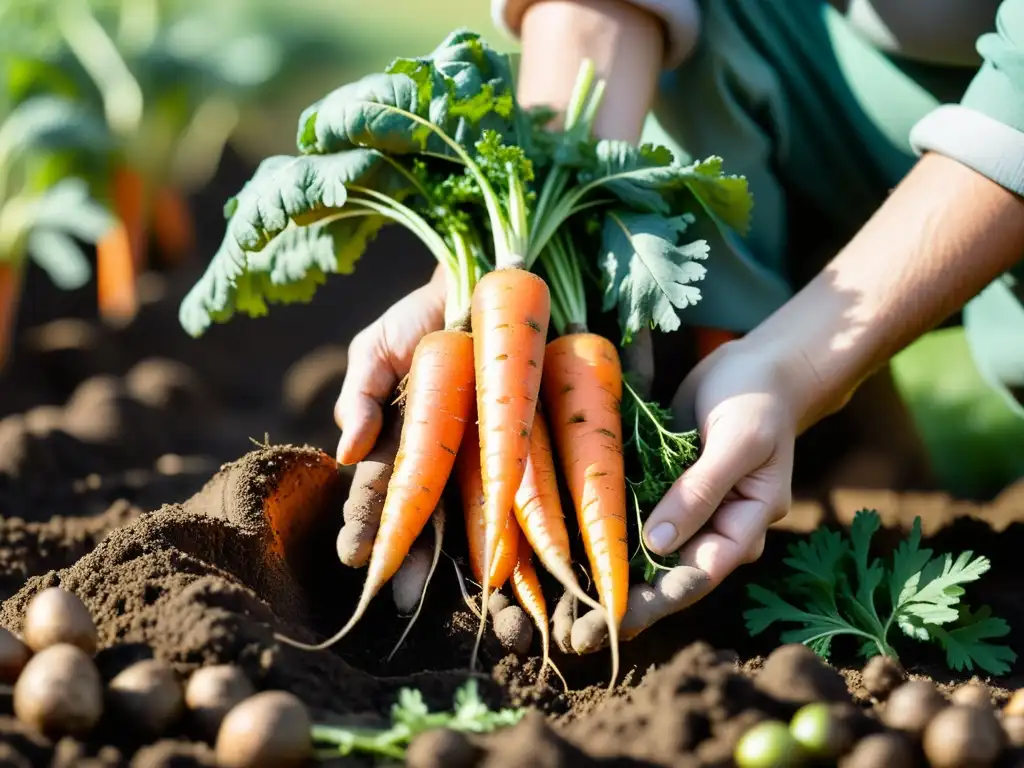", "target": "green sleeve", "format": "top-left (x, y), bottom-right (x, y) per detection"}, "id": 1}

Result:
top-left (910, 0), bottom-right (1024, 197)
